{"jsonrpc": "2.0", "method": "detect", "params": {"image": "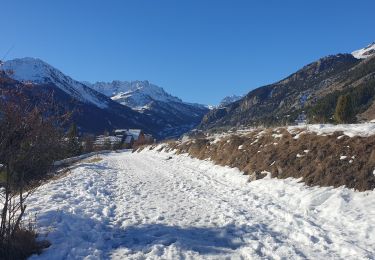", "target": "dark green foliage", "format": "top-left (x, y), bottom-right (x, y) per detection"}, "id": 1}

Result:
top-left (66, 123), bottom-right (82, 157)
top-left (308, 94), bottom-right (339, 123)
top-left (308, 79), bottom-right (375, 123)
top-left (67, 122), bottom-right (78, 138)
top-left (112, 141), bottom-right (123, 150)
top-left (201, 55), bottom-right (375, 130)
top-left (334, 95), bottom-right (354, 123)
top-left (82, 134), bottom-right (95, 153)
